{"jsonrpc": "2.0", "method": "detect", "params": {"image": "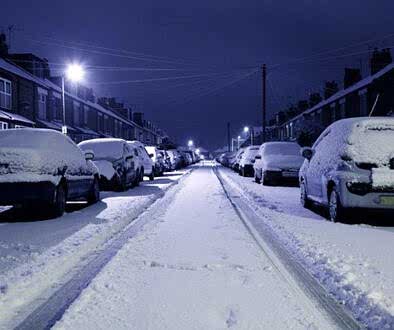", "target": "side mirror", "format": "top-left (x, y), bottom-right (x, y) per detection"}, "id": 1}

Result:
top-left (149, 153), bottom-right (154, 158)
top-left (255, 155), bottom-right (262, 160)
top-left (301, 147), bottom-right (314, 160)
top-left (84, 150), bottom-right (95, 161)
top-left (125, 155), bottom-right (133, 162)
